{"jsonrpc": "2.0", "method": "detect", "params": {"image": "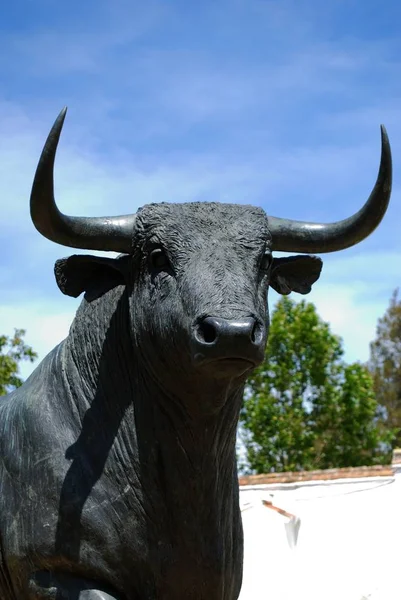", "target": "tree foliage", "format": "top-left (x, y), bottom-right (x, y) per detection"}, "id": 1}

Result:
top-left (0, 329), bottom-right (37, 396)
top-left (240, 297), bottom-right (394, 473)
top-left (369, 289), bottom-right (401, 447)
